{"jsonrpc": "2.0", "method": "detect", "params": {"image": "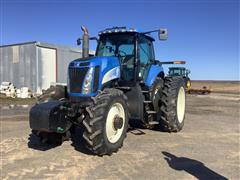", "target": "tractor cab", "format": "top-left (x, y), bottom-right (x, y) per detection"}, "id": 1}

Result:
top-left (168, 67), bottom-right (190, 78)
top-left (96, 28), bottom-right (156, 82)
